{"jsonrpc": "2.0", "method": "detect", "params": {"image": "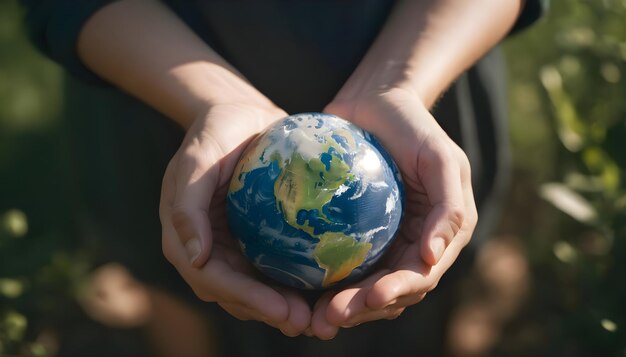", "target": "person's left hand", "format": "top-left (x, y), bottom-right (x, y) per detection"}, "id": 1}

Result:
top-left (160, 102), bottom-right (312, 337)
top-left (307, 87), bottom-right (478, 339)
